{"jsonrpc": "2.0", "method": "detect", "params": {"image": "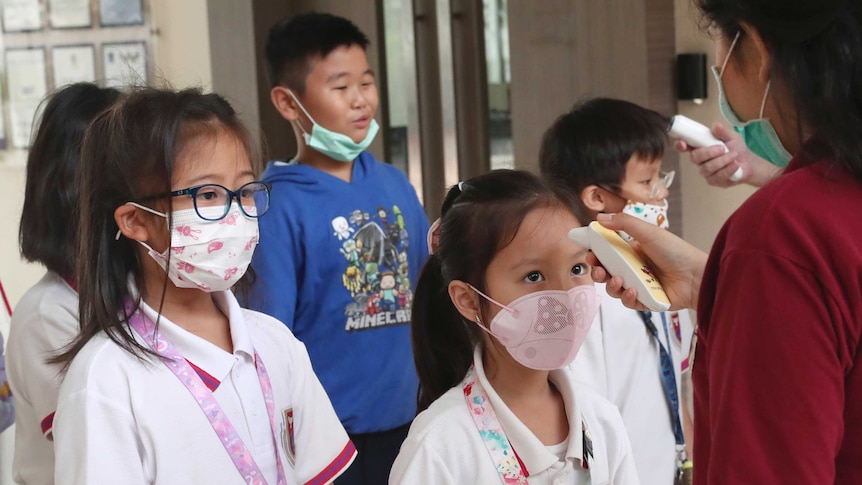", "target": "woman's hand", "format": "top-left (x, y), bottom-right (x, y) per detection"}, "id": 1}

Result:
top-left (587, 213), bottom-right (708, 311)
top-left (675, 123), bottom-right (782, 188)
